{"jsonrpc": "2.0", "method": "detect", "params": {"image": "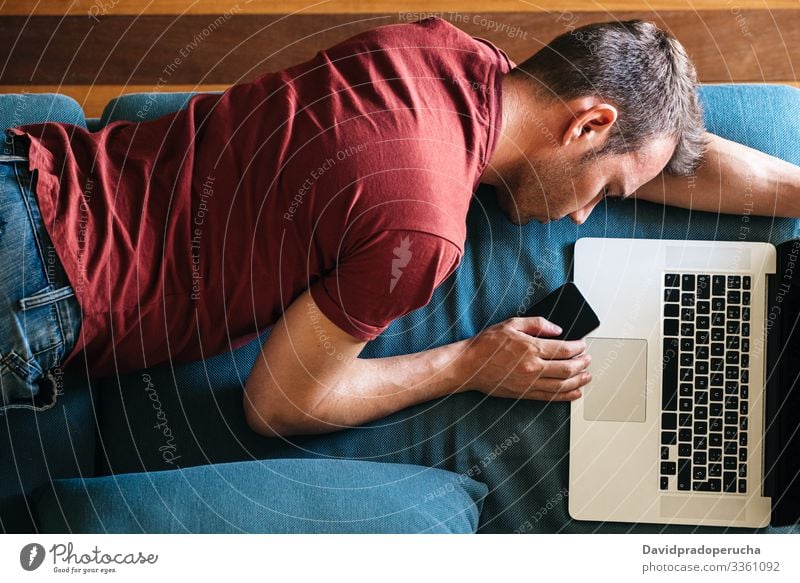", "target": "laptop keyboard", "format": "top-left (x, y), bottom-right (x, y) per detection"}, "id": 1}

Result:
top-left (660, 273), bottom-right (751, 494)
